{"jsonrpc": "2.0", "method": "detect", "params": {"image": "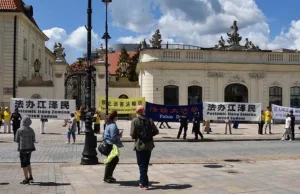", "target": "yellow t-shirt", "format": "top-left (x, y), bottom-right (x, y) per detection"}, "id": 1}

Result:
top-left (94, 114), bottom-right (100, 124)
top-left (265, 110), bottom-right (272, 122)
top-left (75, 110), bottom-right (81, 121)
top-left (3, 111), bottom-right (10, 121)
top-left (261, 113), bottom-right (265, 122)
